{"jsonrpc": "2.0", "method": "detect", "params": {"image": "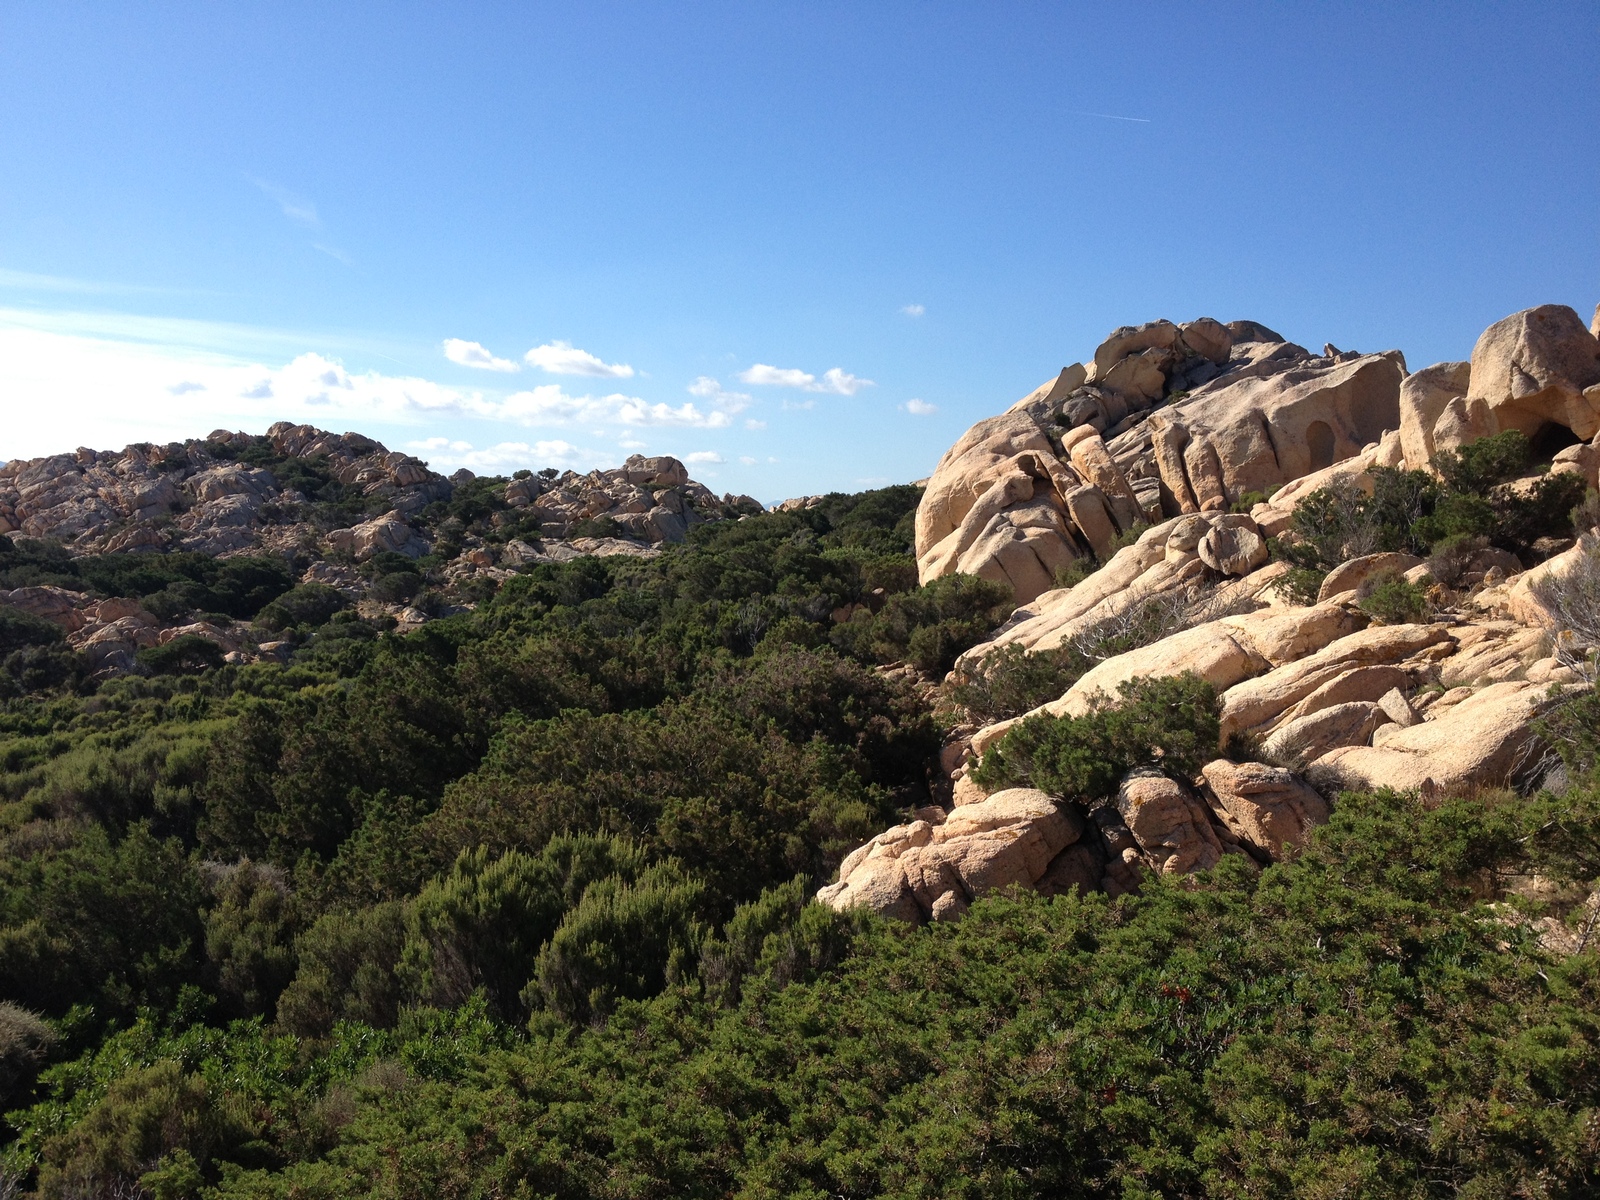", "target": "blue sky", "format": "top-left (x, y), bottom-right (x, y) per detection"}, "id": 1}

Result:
top-left (1, 2), bottom-right (1596, 501)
